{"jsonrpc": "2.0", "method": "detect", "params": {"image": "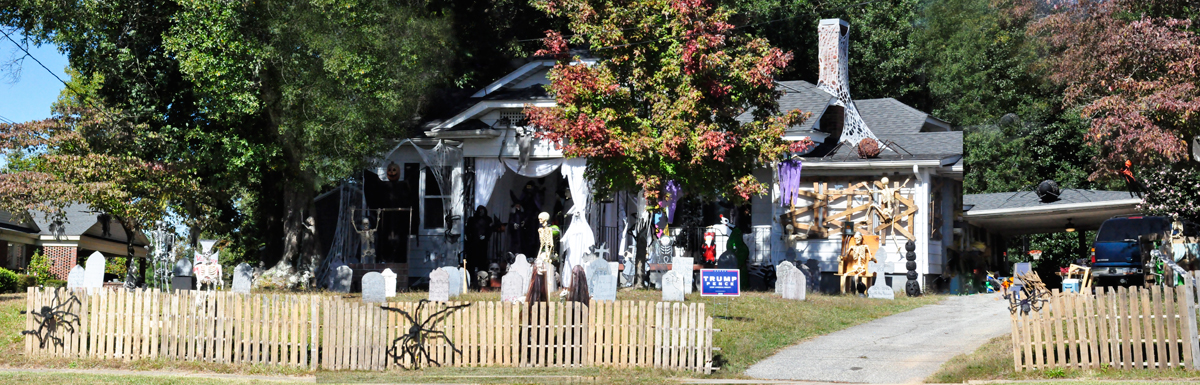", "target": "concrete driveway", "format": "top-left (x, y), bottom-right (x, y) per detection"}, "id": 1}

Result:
top-left (744, 294), bottom-right (1010, 384)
